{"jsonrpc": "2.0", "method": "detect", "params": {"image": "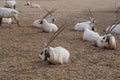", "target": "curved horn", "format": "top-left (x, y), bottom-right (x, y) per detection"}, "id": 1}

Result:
top-left (106, 18), bottom-right (120, 34)
top-left (88, 8), bottom-right (94, 18)
top-left (44, 8), bottom-right (54, 16)
top-left (47, 23), bottom-right (67, 46)
top-left (42, 8), bottom-right (56, 19)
